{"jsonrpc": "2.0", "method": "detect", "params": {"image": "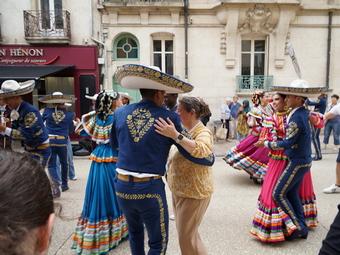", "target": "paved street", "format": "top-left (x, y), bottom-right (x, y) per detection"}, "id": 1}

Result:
top-left (49, 141), bottom-right (340, 255)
